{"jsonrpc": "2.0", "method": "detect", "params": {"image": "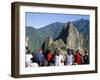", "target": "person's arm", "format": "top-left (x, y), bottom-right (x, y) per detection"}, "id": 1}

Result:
top-left (42, 54), bottom-right (45, 62)
top-left (61, 55), bottom-right (64, 62)
top-left (65, 55), bottom-right (67, 65)
top-left (72, 55), bottom-right (74, 64)
top-left (81, 54), bottom-right (84, 64)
